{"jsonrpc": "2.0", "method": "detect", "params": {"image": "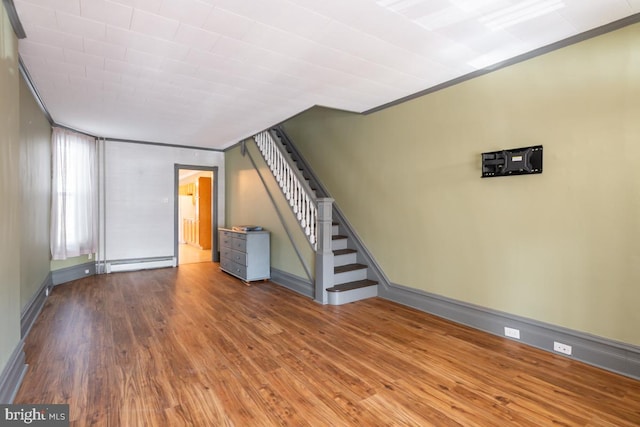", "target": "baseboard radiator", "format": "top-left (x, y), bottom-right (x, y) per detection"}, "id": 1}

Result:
top-left (104, 257), bottom-right (176, 273)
